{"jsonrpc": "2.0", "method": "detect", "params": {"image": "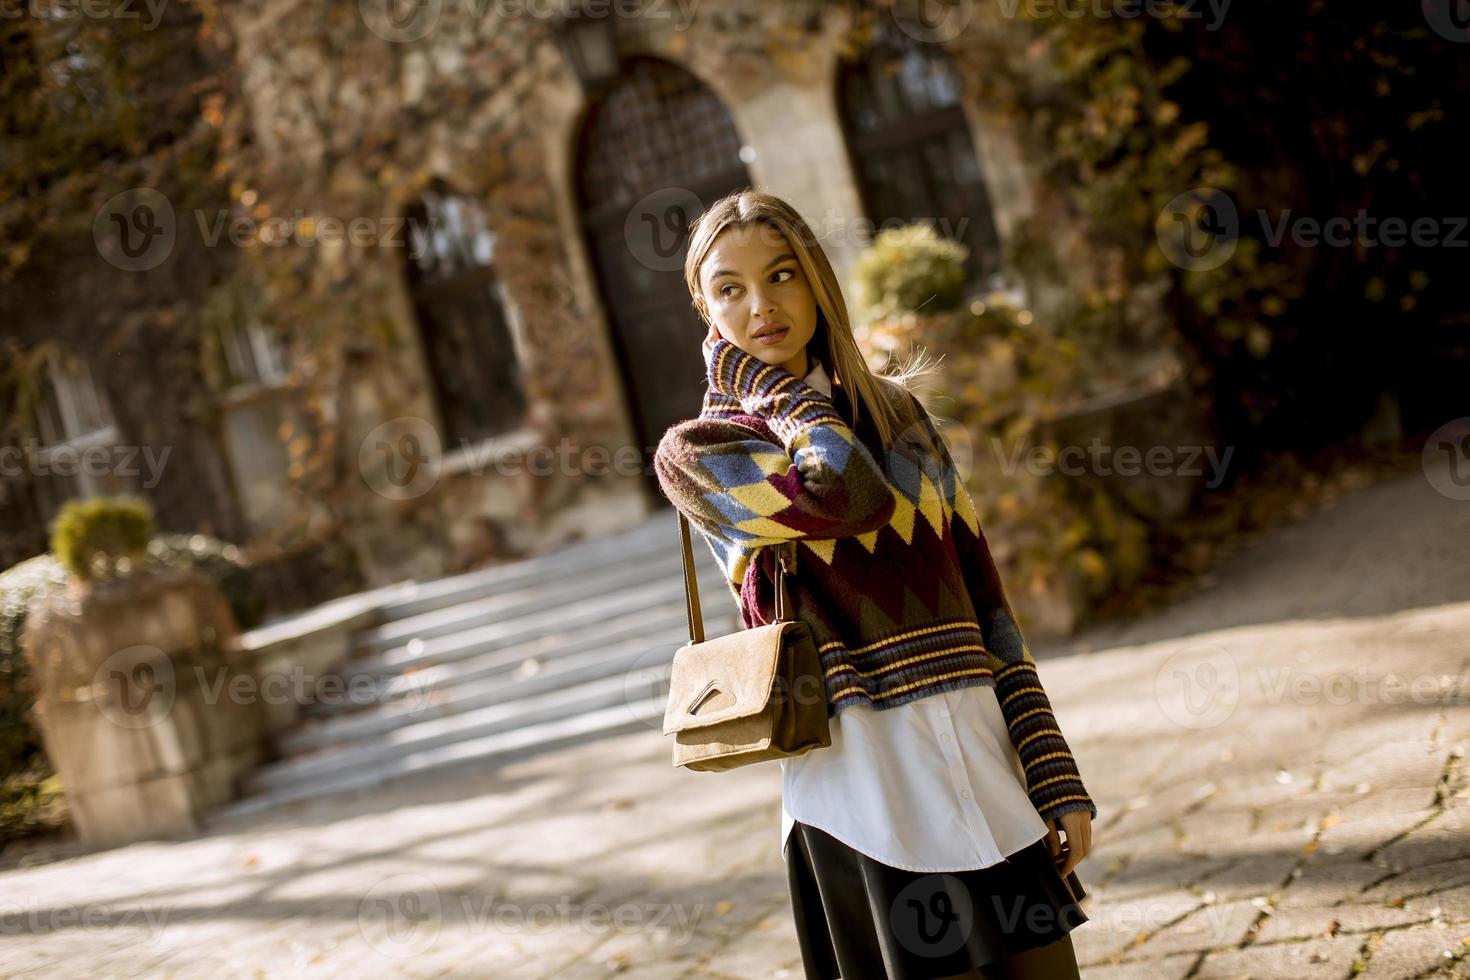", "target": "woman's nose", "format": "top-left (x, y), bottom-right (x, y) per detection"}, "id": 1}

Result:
top-left (749, 289), bottom-right (776, 317)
